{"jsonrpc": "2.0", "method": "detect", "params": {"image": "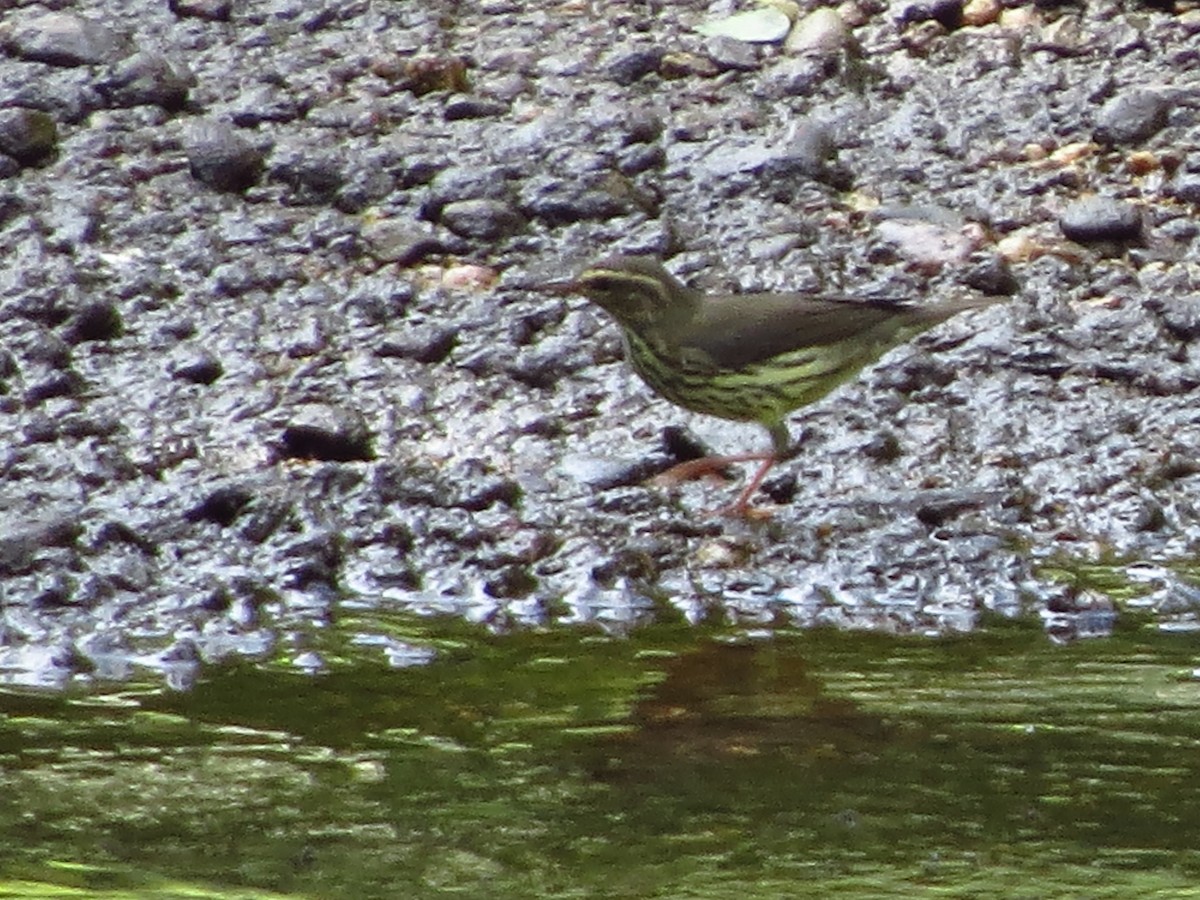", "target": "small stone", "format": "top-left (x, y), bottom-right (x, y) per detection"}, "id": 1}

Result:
top-left (377, 326), bottom-right (458, 364)
top-left (443, 98), bottom-right (507, 121)
top-left (168, 348), bottom-right (224, 384)
top-left (1094, 90), bottom-right (1169, 146)
top-left (96, 52), bottom-right (194, 112)
top-left (185, 120), bottom-right (265, 193)
top-left (873, 219), bottom-right (976, 269)
top-left (422, 165), bottom-right (513, 219)
top-left (660, 51), bottom-right (720, 78)
top-left (697, 6), bottom-right (794, 43)
top-left (962, 0), bottom-right (1001, 26)
top-left (704, 35), bottom-right (761, 71)
top-left (184, 485), bottom-right (253, 527)
top-left (361, 219), bottom-right (447, 266)
top-left (439, 198), bottom-right (525, 241)
top-left (606, 46), bottom-right (665, 85)
top-left (2, 11), bottom-right (130, 66)
top-left (0, 108), bottom-right (58, 168)
top-left (168, 0), bottom-right (233, 21)
top-left (1059, 197), bottom-right (1143, 243)
top-left (1150, 296), bottom-right (1200, 342)
top-left (63, 301), bottom-right (123, 344)
top-left (1167, 176), bottom-right (1200, 205)
top-left (442, 264), bottom-right (497, 290)
top-left (962, 254), bottom-right (1021, 296)
top-left (785, 8), bottom-right (851, 55)
top-left (280, 403), bottom-right (375, 462)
